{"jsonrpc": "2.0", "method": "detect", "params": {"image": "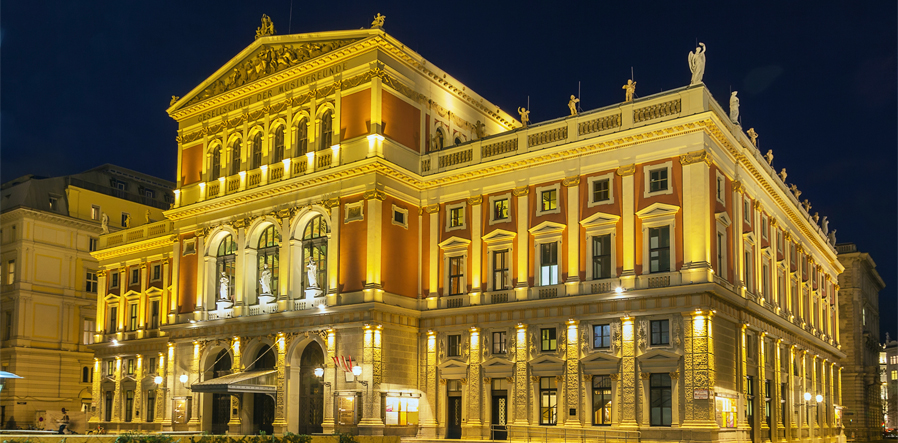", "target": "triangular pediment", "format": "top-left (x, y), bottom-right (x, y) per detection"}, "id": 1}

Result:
top-left (528, 221), bottom-right (566, 236)
top-left (637, 348), bottom-right (681, 371)
top-left (438, 358), bottom-right (469, 378)
top-left (530, 354), bottom-right (564, 376)
top-left (482, 229), bottom-right (516, 244)
top-left (439, 236), bottom-right (471, 251)
top-left (172, 30), bottom-right (375, 111)
top-left (481, 356), bottom-right (514, 378)
top-left (715, 211), bottom-right (732, 227)
top-left (580, 211), bottom-right (621, 229)
top-left (635, 202), bottom-right (680, 220)
top-left (581, 351), bottom-right (622, 373)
